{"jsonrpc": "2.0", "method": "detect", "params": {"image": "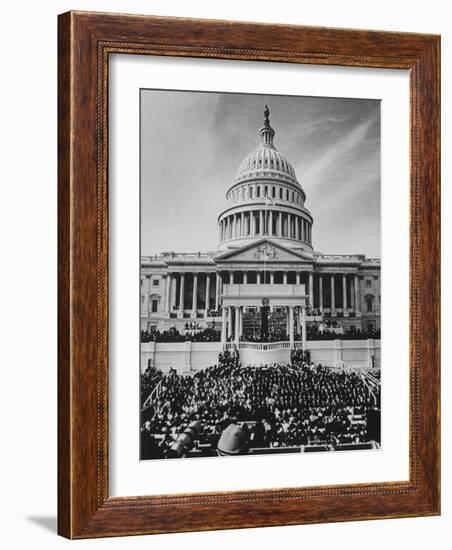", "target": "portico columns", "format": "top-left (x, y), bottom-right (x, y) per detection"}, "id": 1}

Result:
top-left (191, 273), bottom-right (198, 318)
top-left (301, 306), bottom-right (307, 350)
top-left (342, 274), bottom-right (348, 316)
top-left (164, 274), bottom-right (171, 313)
top-left (251, 211), bottom-right (256, 236)
top-left (283, 271), bottom-right (288, 284)
top-left (278, 212), bottom-right (283, 237)
top-left (296, 272), bottom-right (301, 285)
top-left (269, 211), bottom-right (273, 235)
top-left (354, 274), bottom-right (361, 317)
top-left (178, 273), bottom-right (185, 317)
top-left (257, 271), bottom-right (261, 284)
top-left (234, 306), bottom-right (240, 345)
top-left (309, 272), bottom-right (314, 308)
top-left (221, 306), bottom-right (227, 344)
top-left (289, 306), bottom-right (294, 348)
top-left (331, 274), bottom-right (336, 316)
top-left (227, 307), bottom-right (233, 338)
top-left (215, 273), bottom-right (221, 310)
top-left (229, 271), bottom-right (234, 284)
top-left (204, 274), bottom-right (211, 318)
top-left (319, 274), bottom-right (324, 313)
top-left (270, 271), bottom-right (275, 284)
top-left (259, 210), bottom-right (264, 236)
top-left (241, 212), bottom-right (245, 237)
top-left (243, 271), bottom-right (248, 284)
